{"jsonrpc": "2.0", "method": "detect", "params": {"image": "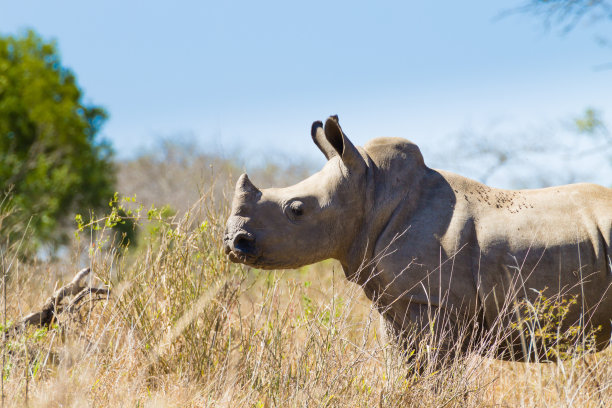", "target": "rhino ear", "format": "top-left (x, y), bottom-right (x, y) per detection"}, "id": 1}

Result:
top-left (311, 120), bottom-right (338, 160)
top-left (323, 115), bottom-right (364, 171)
